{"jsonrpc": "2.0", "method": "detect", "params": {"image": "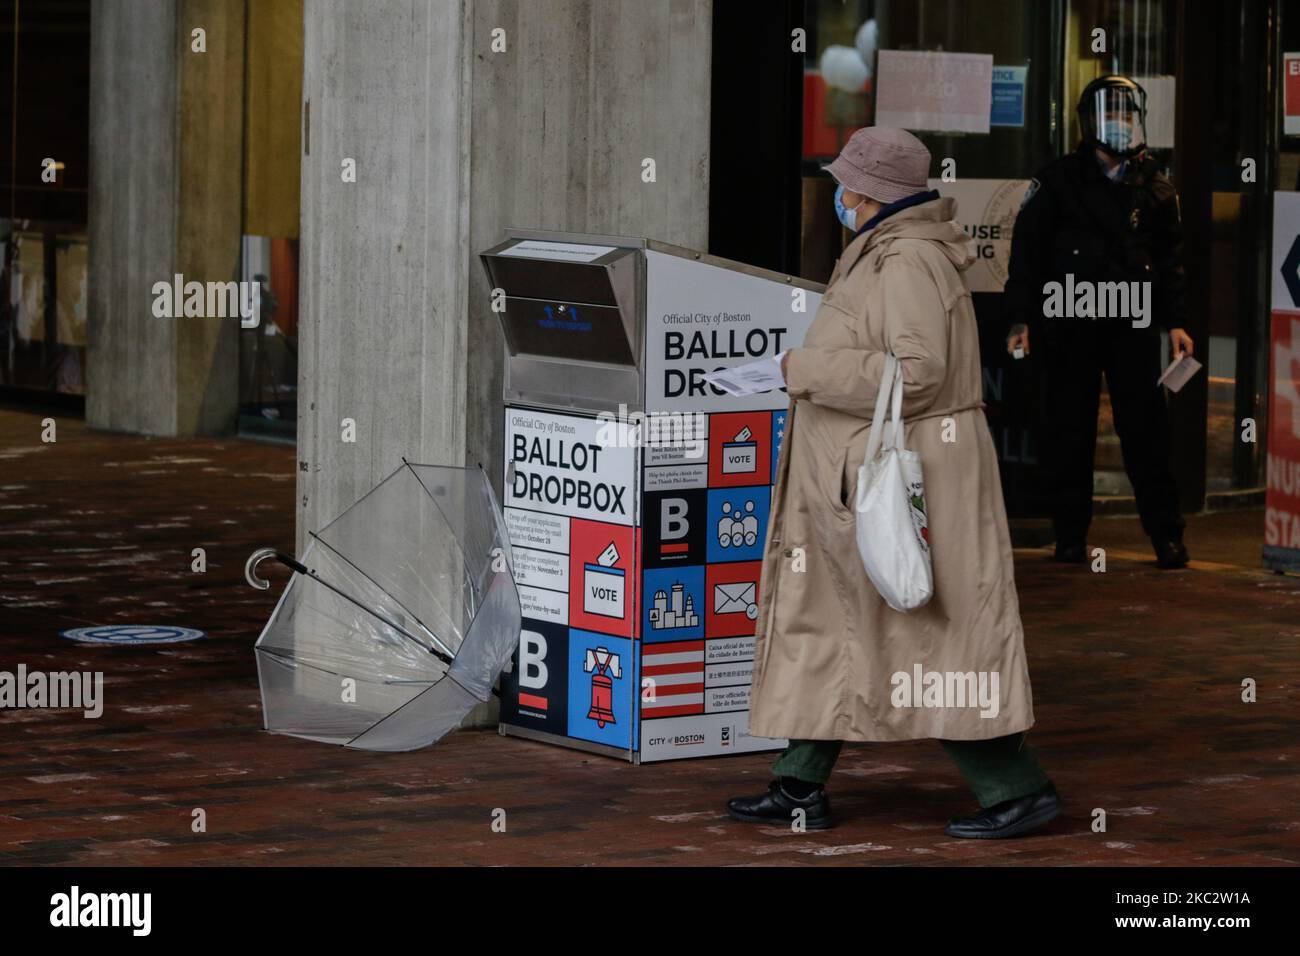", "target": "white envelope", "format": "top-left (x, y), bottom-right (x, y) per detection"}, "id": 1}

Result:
top-left (714, 581), bottom-right (756, 614)
top-left (1158, 355), bottom-right (1202, 393)
top-left (702, 353), bottom-right (787, 396)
